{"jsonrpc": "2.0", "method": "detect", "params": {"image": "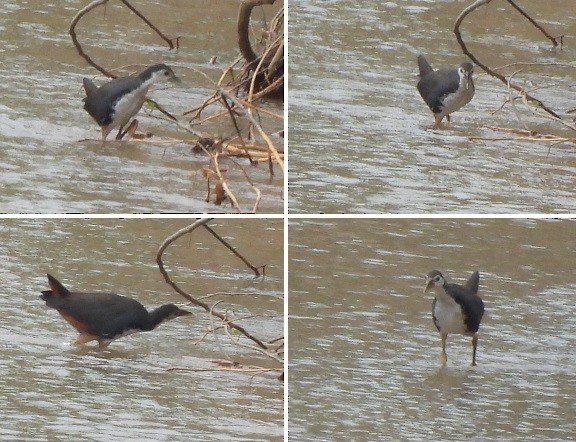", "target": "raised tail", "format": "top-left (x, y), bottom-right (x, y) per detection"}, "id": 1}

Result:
top-left (464, 271), bottom-right (480, 295)
top-left (417, 55), bottom-right (434, 78)
top-left (40, 274), bottom-right (72, 301)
